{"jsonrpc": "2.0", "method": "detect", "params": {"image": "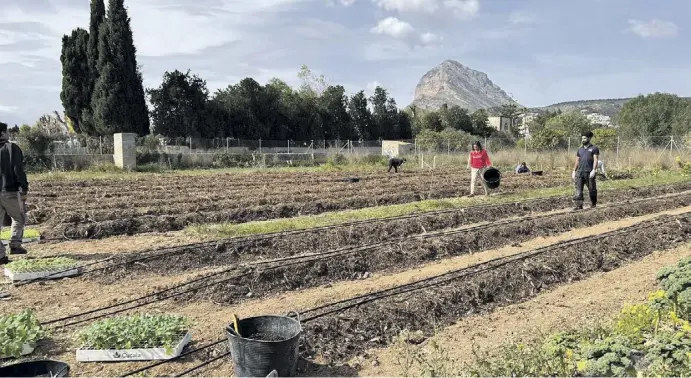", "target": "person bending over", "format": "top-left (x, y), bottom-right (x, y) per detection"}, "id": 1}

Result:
top-left (388, 157), bottom-right (406, 173)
